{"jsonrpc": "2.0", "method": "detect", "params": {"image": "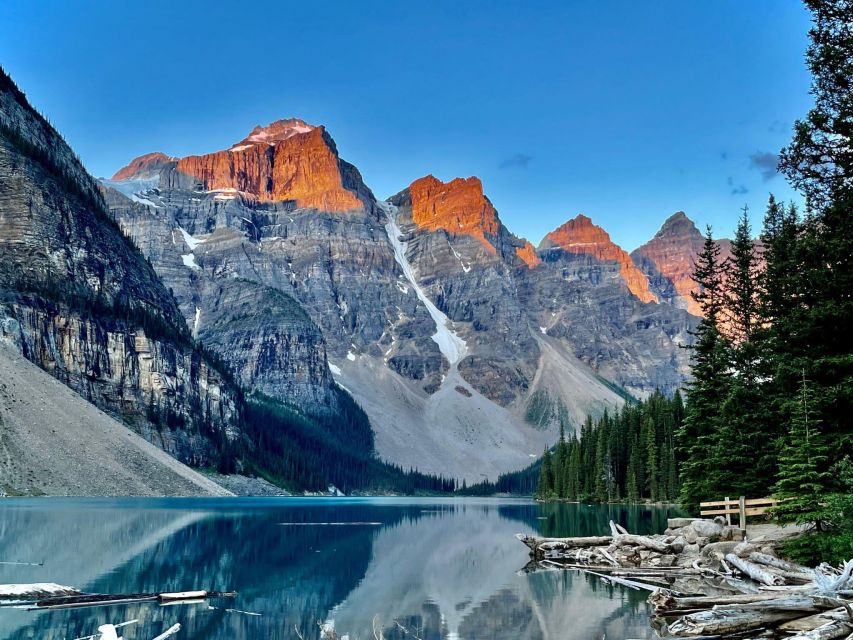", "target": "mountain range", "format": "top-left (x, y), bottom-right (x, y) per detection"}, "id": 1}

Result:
top-left (0, 67), bottom-right (732, 489)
